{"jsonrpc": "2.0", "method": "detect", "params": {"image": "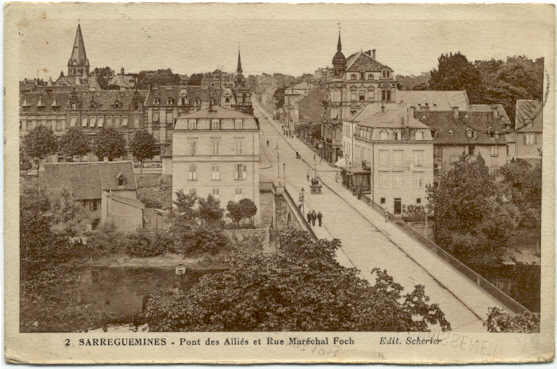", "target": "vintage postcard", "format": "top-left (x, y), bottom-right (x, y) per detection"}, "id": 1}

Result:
top-left (4, 2), bottom-right (555, 364)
